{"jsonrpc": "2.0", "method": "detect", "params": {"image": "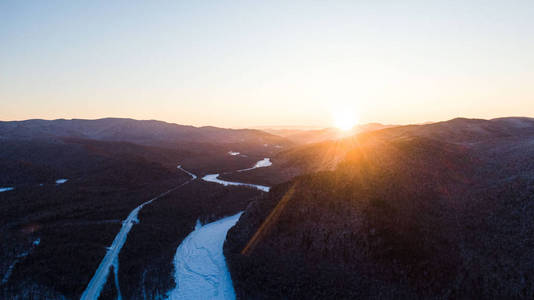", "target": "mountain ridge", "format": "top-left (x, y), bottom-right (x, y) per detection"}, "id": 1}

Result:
top-left (0, 118), bottom-right (290, 147)
top-left (224, 116), bottom-right (534, 299)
